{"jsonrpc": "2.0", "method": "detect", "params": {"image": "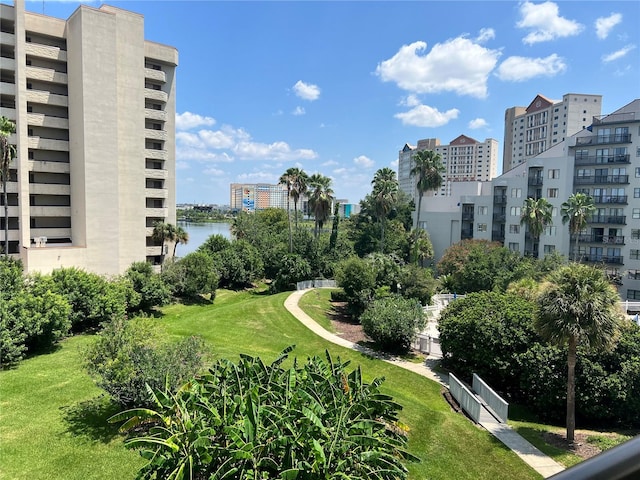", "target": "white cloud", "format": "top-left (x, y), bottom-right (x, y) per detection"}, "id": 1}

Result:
top-left (595, 13), bottom-right (622, 40)
top-left (175, 111), bottom-right (216, 130)
top-left (333, 167), bottom-right (348, 175)
top-left (353, 155), bottom-right (374, 168)
top-left (293, 80), bottom-right (321, 101)
top-left (203, 167), bottom-right (225, 176)
top-left (602, 44), bottom-right (636, 63)
top-left (496, 54), bottom-right (566, 82)
top-left (236, 171), bottom-right (278, 183)
top-left (517, 1), bottom-right (583, 44)
top-left (468, 118), bottom-right (488, 129)
top-left (400, 94), bottom-right (421, 107)
top-left (322, 160), bottom-right (339, 167)
top-left (175, 161), bottom-right (190, 170)
top-left (233, 141), bottom-right (317, 162)
top-left (390, 159), bottom-right (399, 168)
top-left (292, 106), bottom-right (306, 116)
top-left (376, 33), bottom-right (501, 98)
top-left (394, 104), bottom-right (459, 127)
top-left (475, 28), bottom-right (495, 43)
